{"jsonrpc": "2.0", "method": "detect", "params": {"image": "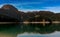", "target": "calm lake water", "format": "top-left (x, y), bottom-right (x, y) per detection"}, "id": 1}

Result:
top-left (0, 23), bottom-right (60, 37)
